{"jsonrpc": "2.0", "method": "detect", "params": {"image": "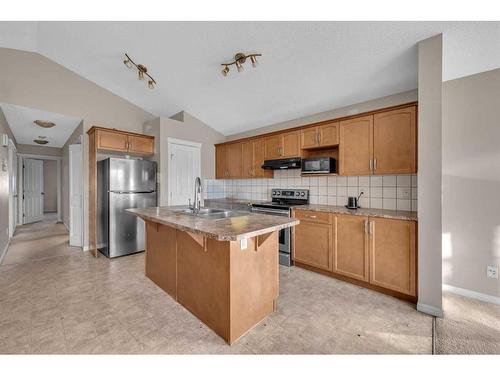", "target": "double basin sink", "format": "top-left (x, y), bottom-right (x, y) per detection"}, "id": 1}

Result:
top-left (173, 207), bottom-right (248, 220)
